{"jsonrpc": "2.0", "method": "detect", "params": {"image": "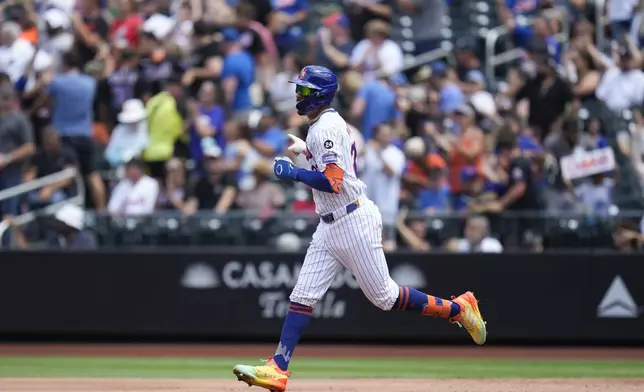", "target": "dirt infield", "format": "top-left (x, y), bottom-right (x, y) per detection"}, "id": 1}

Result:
top-left (2, 378), bottom-right (644, 392)
top-left (2, 344), bottom-right (644, 359)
